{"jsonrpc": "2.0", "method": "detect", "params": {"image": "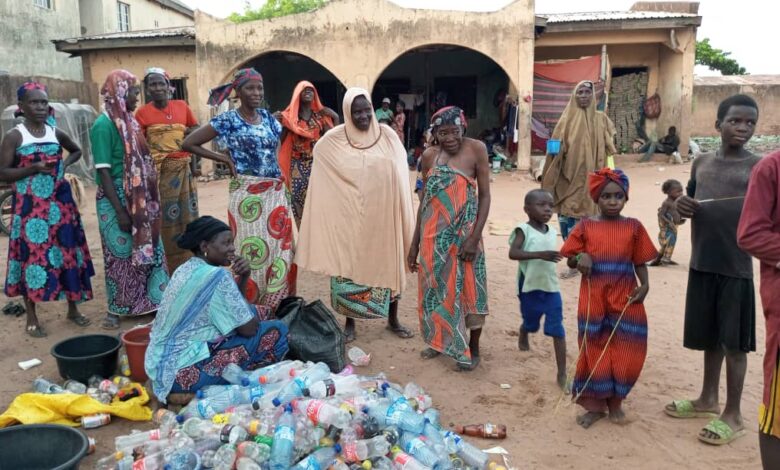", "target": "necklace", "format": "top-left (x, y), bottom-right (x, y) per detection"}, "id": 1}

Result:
top-left (24, 122), bottom-right (45, 137)
top-left (238, 108), bottom-right (260, 125)
top-left (155, 101), bottom-right (172, 120)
